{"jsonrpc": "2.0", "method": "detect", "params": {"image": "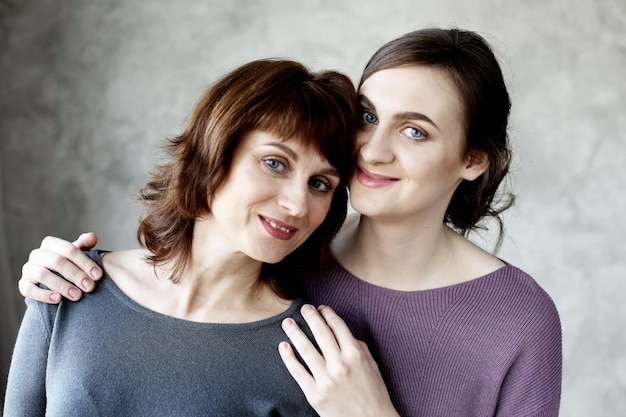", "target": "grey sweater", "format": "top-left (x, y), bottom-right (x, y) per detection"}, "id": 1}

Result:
top-left (4, 251), bottom-right (317, 417)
